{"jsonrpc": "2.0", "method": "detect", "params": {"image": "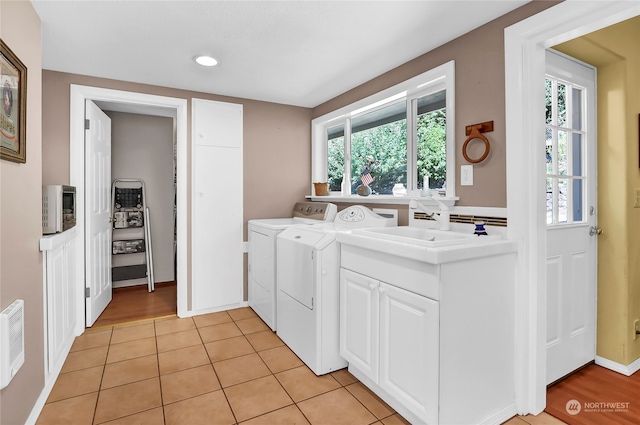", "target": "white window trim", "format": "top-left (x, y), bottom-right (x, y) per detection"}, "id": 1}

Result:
top-left (311, 60), bottom-right (456, 201)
